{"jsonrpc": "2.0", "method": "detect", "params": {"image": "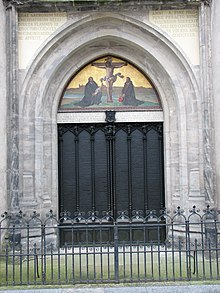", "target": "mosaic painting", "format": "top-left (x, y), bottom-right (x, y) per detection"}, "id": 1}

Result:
top-left (59, 56), bottom-right (162, 111)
